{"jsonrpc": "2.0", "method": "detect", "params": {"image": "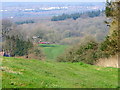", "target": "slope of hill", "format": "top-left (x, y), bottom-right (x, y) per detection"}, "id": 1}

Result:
top-left (1, 57), bottom-right (118, 88)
